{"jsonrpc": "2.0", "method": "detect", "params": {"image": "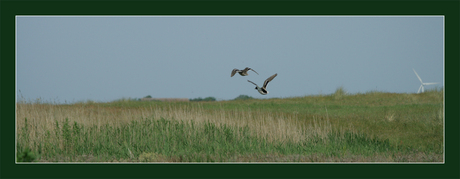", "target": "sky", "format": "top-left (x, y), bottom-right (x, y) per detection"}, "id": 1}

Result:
top-left (16, 16), bottom-right (444, 103)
